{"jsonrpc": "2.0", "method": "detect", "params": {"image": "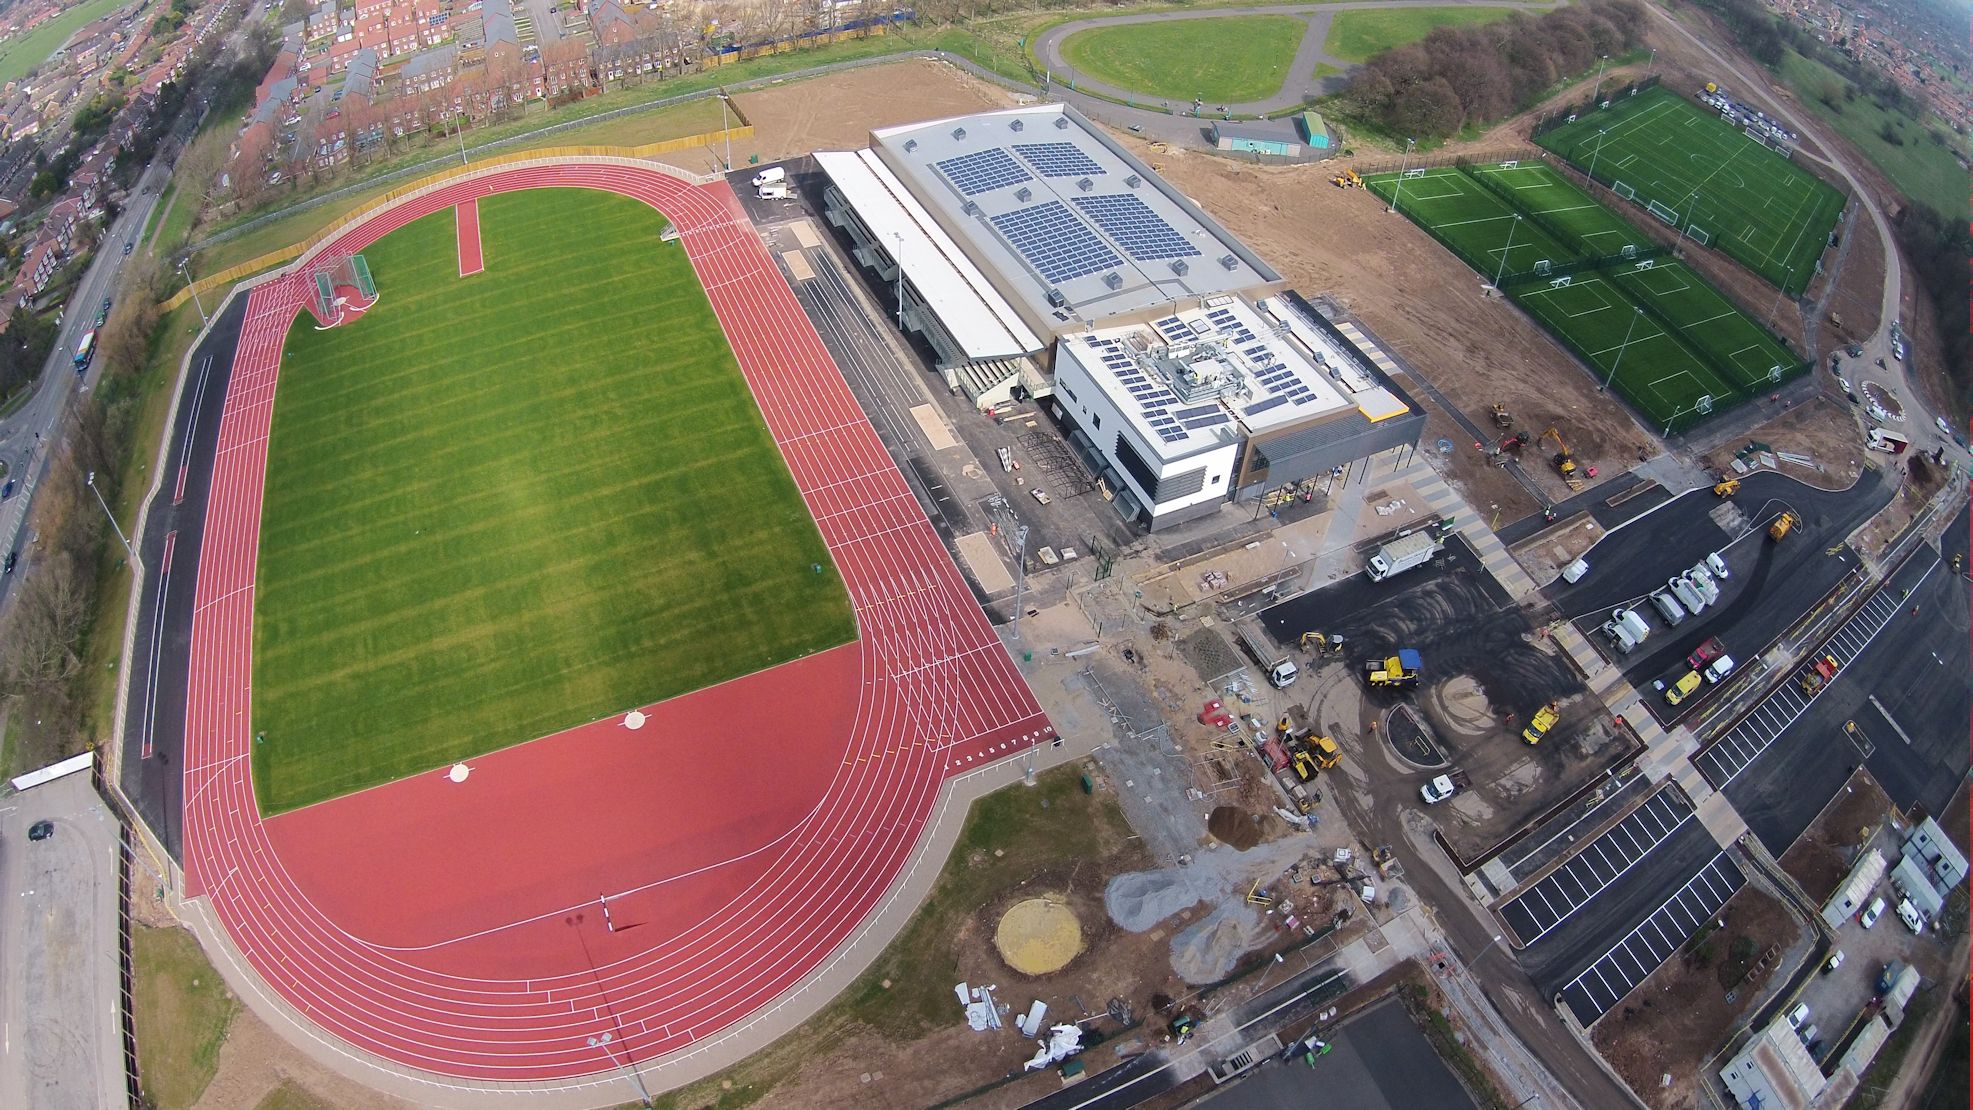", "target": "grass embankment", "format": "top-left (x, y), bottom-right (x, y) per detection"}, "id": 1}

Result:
top-left (133, 924), bottom-right (240, 1108)
top-left (1057, 15), bottom-right (1308, 104)
top-left (187, 96), bottom-right (726, 278)
top-left (1324, 6), bottom-right (1521, 65)
top-left (252, 189), bottom-right (853, 811)
top-left (0, 0), bottom-right (131, 84)
top-left (1774, 48), bottom-right (1970, 220)
top-left (652, 765), bottom-right (1135, 1109)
